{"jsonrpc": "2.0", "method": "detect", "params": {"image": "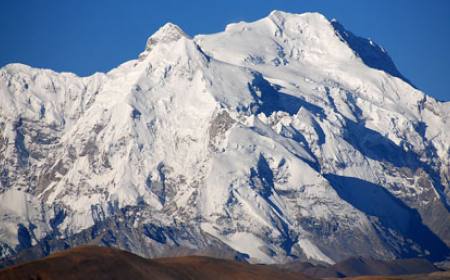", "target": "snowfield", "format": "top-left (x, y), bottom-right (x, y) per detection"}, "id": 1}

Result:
top-left (0, 11), bottom-right (449, 265)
